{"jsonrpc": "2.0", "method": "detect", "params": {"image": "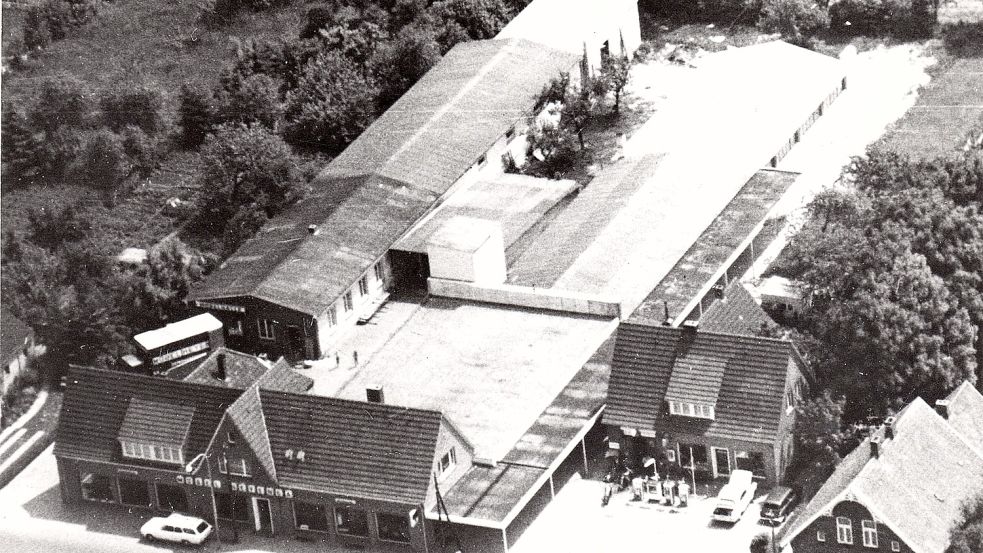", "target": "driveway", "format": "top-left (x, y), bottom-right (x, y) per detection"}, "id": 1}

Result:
top-left (510, 474), bottom-right (777, 553)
